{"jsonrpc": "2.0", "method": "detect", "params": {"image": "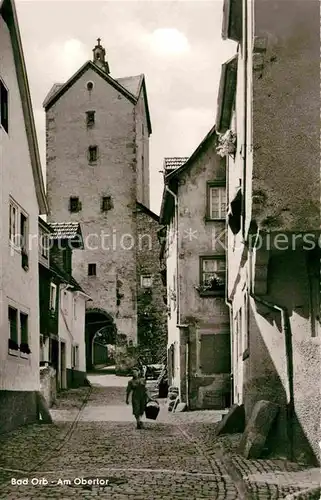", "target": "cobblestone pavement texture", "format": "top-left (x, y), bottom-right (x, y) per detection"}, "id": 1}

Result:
top-left (0, 374), bottom-right (319, 499)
